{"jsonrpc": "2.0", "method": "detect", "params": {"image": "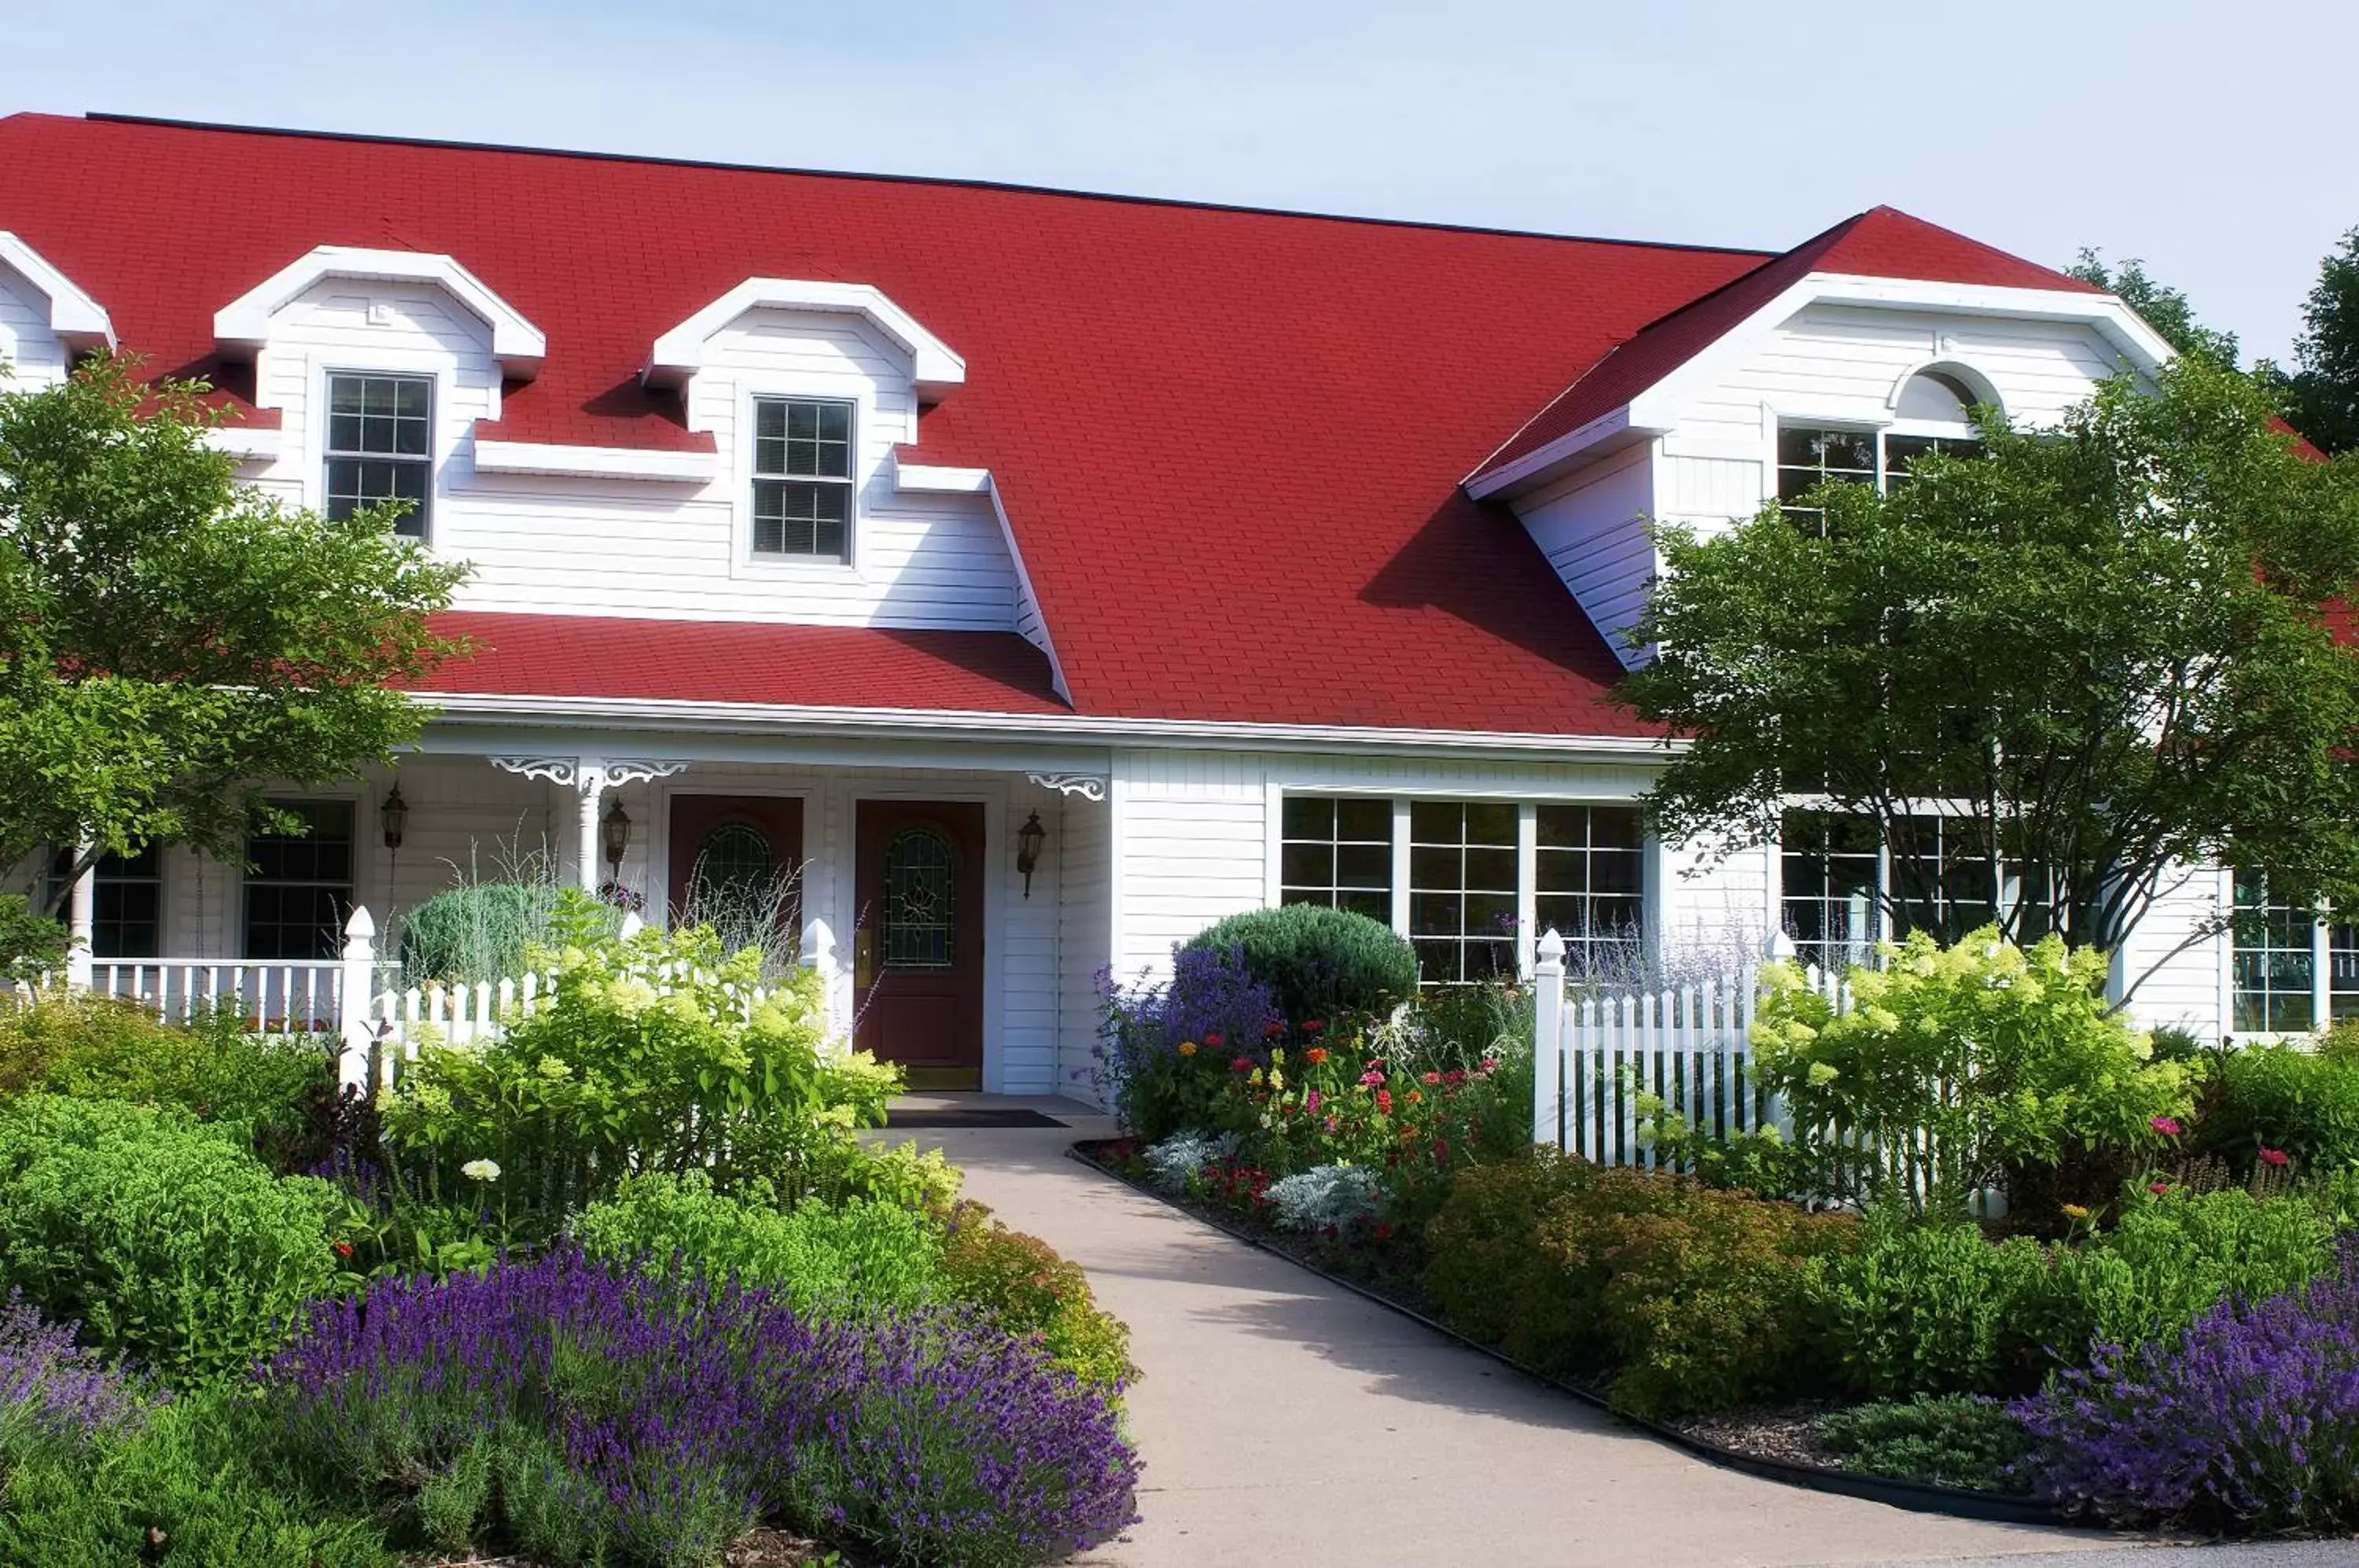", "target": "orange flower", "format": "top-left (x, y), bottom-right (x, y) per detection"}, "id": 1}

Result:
top-left (1405, 1088), bottom-right (1423, 1105)
top-left (1177, 1040), bottom-right (1198, 1057)
top-left (1304, 1047), bottom-right (1330, 1066)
